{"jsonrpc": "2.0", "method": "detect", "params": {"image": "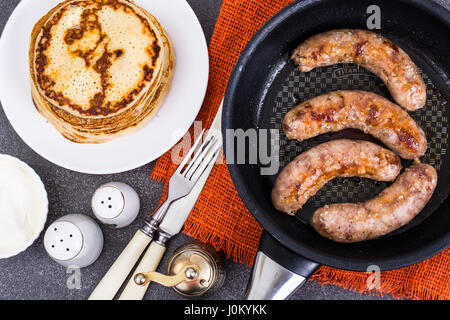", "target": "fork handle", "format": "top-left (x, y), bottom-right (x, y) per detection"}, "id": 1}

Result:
top-left (149, 197), bottom-right (175, 227)
top-left (88, 230), bottom-right (152, 300)
top-left (118, 242), bottom-right (167, 300)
